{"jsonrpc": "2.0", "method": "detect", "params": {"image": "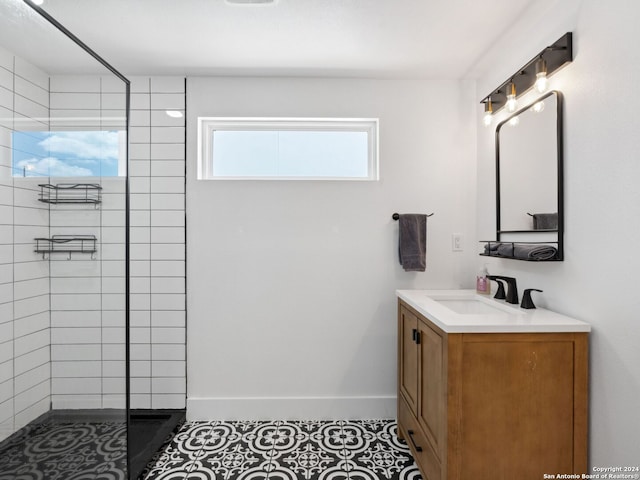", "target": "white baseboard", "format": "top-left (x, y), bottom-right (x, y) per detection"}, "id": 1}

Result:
top-left (186, 395), bottom-right (397, 421)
